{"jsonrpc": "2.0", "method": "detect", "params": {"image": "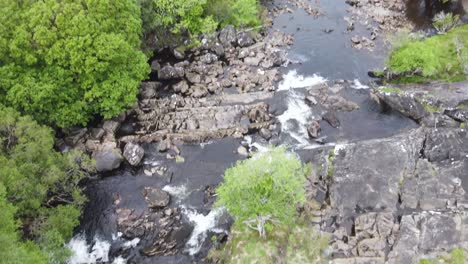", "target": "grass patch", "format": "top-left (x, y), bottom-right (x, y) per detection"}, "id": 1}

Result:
top-left (387, 25), bottom-right (468, 83)
top-left (209, 218), bottom-right (329, 263)
top-left (379, 87), bottom-right (404, 93)
top-left (327, 149), bottom-right (335, 179)
top-left (422, 103), bottom-right (443, 113)
top-left (419, 248), bottom-right (467, 264)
